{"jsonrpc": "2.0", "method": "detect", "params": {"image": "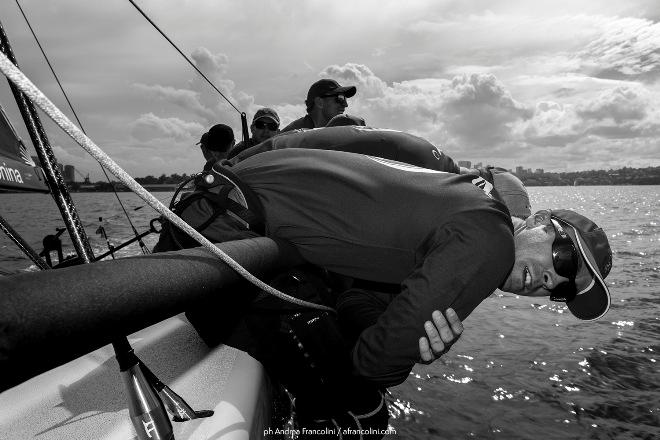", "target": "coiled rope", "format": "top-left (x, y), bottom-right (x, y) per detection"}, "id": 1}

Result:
top-left (0, 51), bottom-right (333, 313)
